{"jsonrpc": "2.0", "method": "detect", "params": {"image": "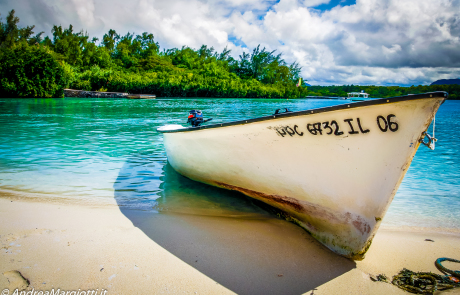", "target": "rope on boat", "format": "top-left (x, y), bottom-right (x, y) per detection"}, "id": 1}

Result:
top-left (370, 257), bottom-right (460, 294)
top-left (420, 115), bottom-right (437, 150)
